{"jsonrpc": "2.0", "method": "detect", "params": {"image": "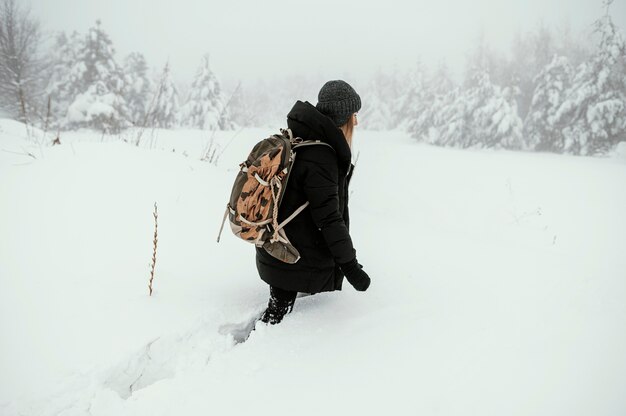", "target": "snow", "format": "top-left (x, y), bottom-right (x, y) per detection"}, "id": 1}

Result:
top-left (613, 141), bottom-right (626, 160)
top-left (1, 120), bottom-right (626, 415)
